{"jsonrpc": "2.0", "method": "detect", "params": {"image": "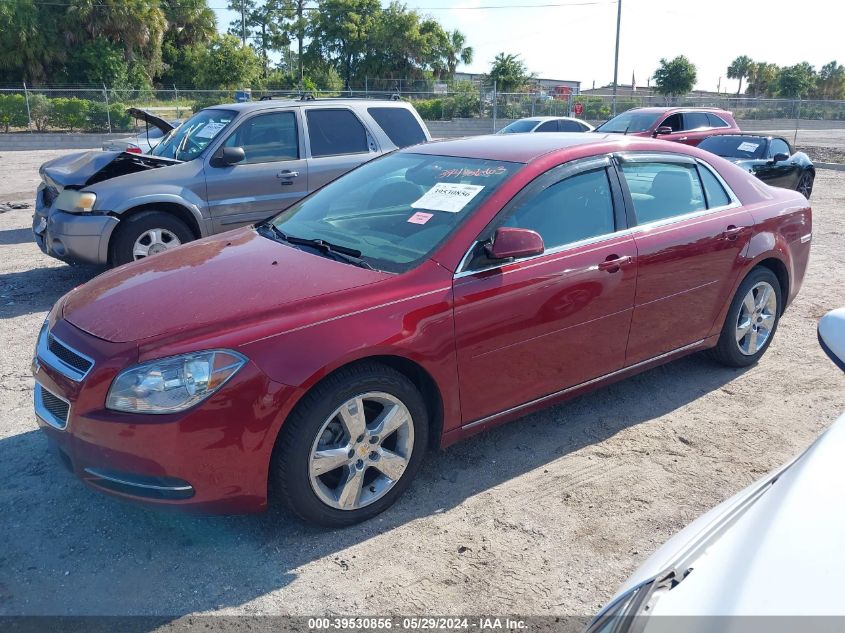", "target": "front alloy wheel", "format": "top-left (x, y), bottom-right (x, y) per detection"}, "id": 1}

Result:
top-left (271, 363), bottom-right (428, 527)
